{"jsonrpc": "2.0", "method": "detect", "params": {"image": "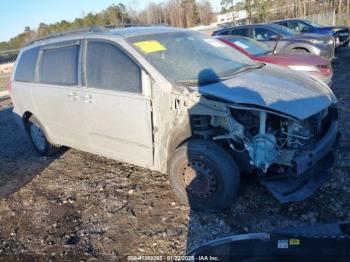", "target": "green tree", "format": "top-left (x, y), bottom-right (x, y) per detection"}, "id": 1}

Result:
top-left (220, 0), bottom-right (235, 12)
